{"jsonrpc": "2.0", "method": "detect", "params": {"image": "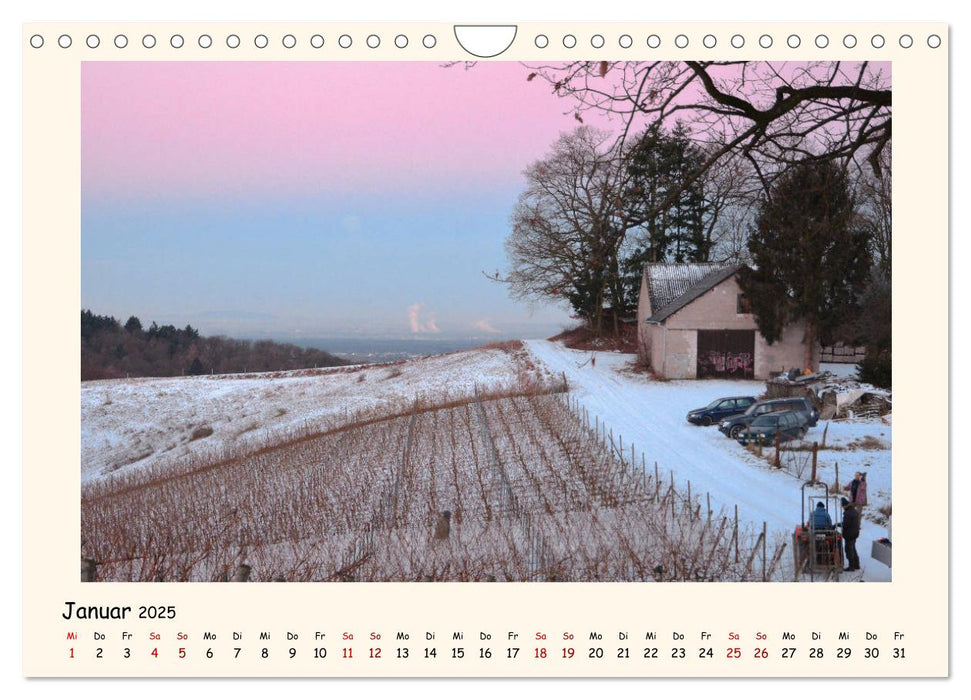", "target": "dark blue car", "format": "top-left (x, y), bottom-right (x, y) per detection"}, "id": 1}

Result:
top-left (736, 410), bottom-right (809, 446)
top-left (686, 396), bottom-right (758, 426)
top-left (718, 396), bottom-right (820, 439)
